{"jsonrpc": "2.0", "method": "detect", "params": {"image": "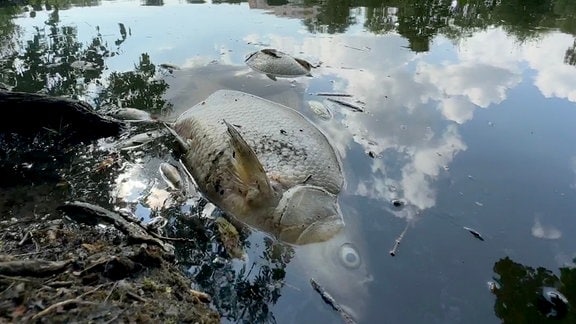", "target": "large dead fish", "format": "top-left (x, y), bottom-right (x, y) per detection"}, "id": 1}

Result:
top-left (245, 49), bottom-right (314, 81)
top-left (171, 89), bottom-right (344, 245)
